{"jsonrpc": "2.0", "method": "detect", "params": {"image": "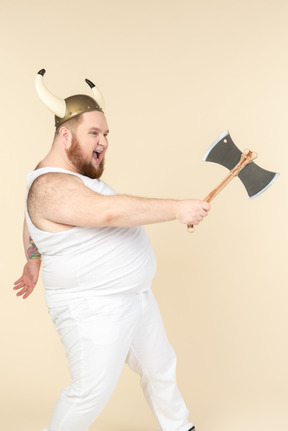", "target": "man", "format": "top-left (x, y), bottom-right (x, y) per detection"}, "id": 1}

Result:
top-left (14, 69), bottom-right (210, 431)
